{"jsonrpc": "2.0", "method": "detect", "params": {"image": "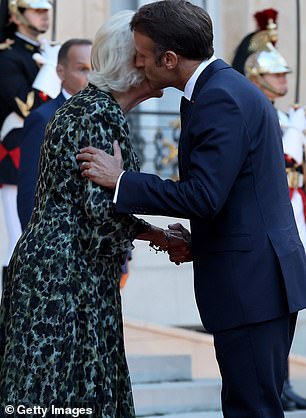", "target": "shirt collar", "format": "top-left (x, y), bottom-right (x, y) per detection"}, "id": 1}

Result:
top-left (15, 32), bottom-right (40, 47)
top-left (61, 88), bottom-right (72, 100)
top-left (184, 55), bottom-right (217, 100)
